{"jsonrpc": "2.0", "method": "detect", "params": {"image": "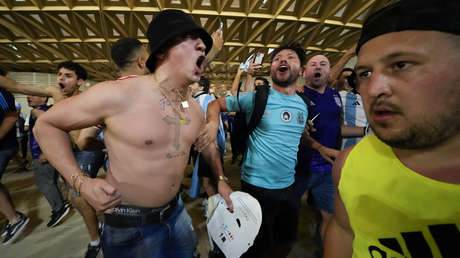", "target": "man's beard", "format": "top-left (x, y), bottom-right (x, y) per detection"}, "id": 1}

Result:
top-left (373, 107), bottom-right (460, 150)
top-left (271, 71), bottom-right (298, 88)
